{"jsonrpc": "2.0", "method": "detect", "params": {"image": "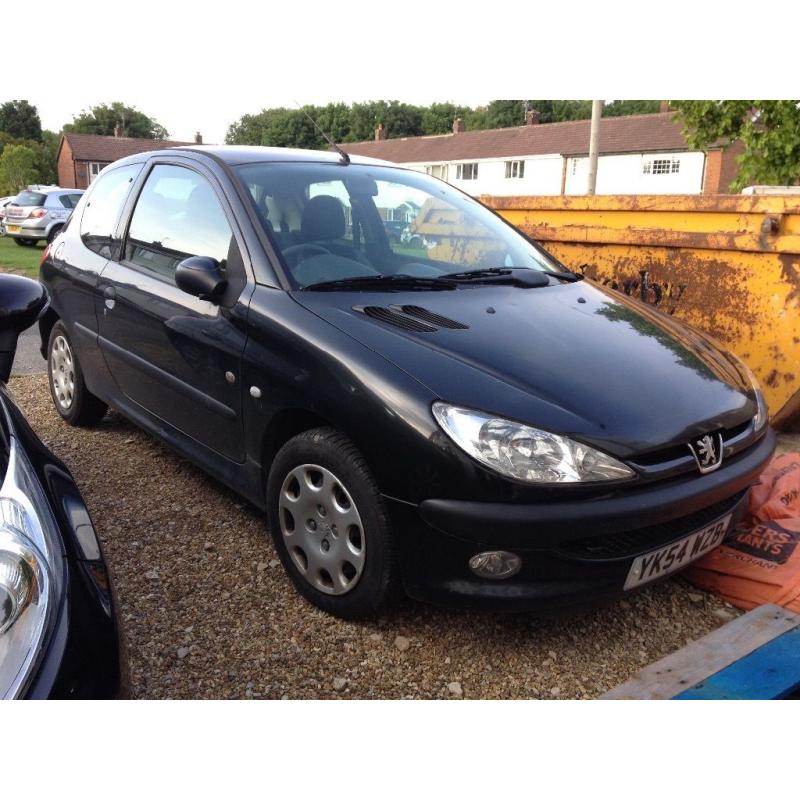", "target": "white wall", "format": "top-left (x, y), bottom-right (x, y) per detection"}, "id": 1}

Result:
top-left (405, 150), bottom-right (706, 197)
top-left (407, 156), bottom-right (563, 197)
top-left (564, 151), bottom-right (706, 195)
